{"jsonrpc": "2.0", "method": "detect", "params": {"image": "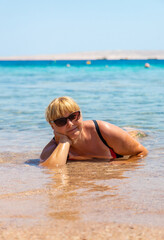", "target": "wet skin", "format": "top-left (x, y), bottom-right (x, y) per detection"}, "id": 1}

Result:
top-left (40, 112), bottom-right (148, 167)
